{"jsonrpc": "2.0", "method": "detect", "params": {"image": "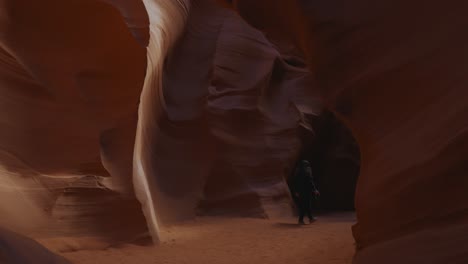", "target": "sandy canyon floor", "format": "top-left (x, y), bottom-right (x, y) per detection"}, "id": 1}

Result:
top-left (42, 212), bottom-right (355, 264)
